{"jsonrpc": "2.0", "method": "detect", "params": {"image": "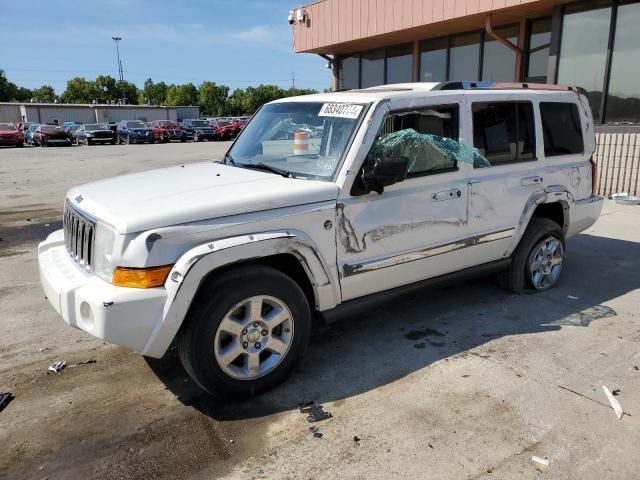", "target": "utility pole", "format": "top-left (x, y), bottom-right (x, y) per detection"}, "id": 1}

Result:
top-left (112, 36), bottom-right (126, 104)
